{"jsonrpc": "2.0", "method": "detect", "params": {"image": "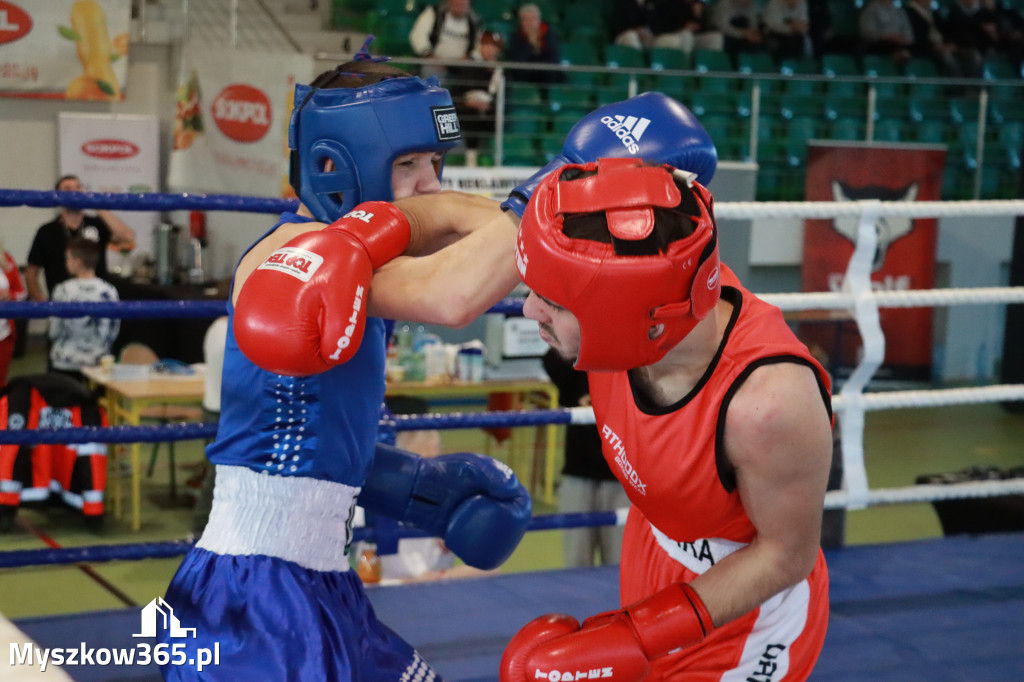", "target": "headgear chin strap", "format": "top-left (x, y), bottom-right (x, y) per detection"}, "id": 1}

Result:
top-left (289, 75), bottom-right (462, 222)
top-left (517, 158), bottom-right (721, 372)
